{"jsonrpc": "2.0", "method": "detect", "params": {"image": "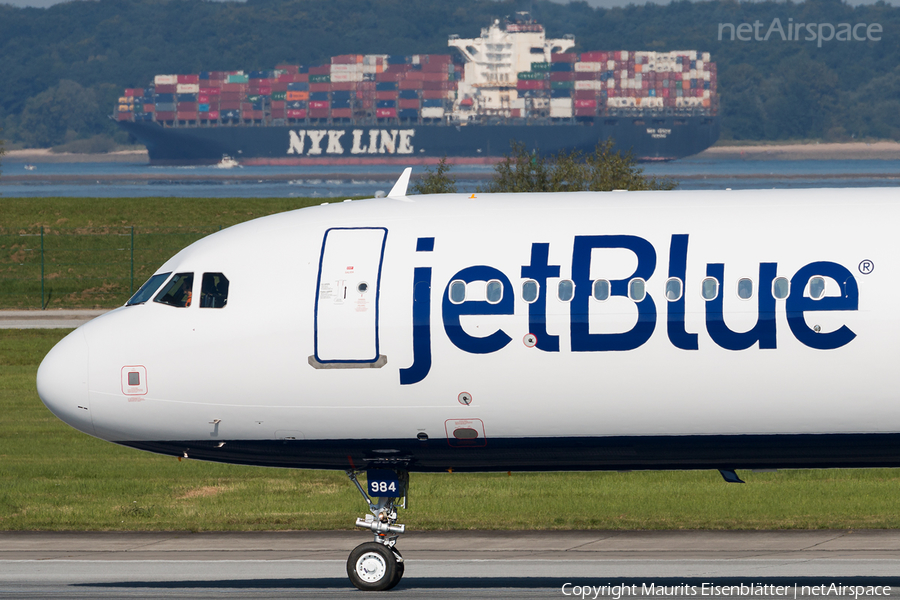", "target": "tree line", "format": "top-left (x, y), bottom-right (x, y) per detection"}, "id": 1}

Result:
top-left (1, 0), bottom-right (898, 150)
